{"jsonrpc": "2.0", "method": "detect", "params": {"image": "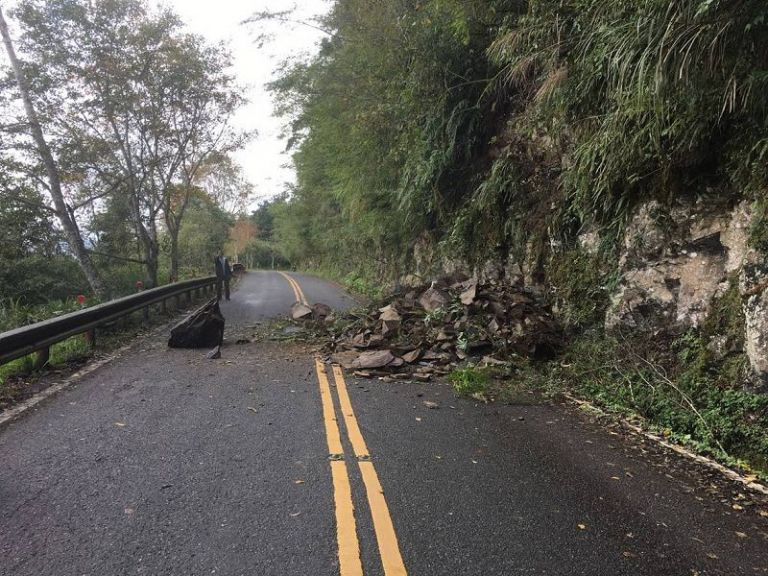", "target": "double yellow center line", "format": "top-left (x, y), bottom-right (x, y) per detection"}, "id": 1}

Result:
top-left (281, 271), bottom-right (407, 574)
top-left (314, 359), bottom-right (408, 576)
top-left (279, 271), bottom-right (309, 306)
